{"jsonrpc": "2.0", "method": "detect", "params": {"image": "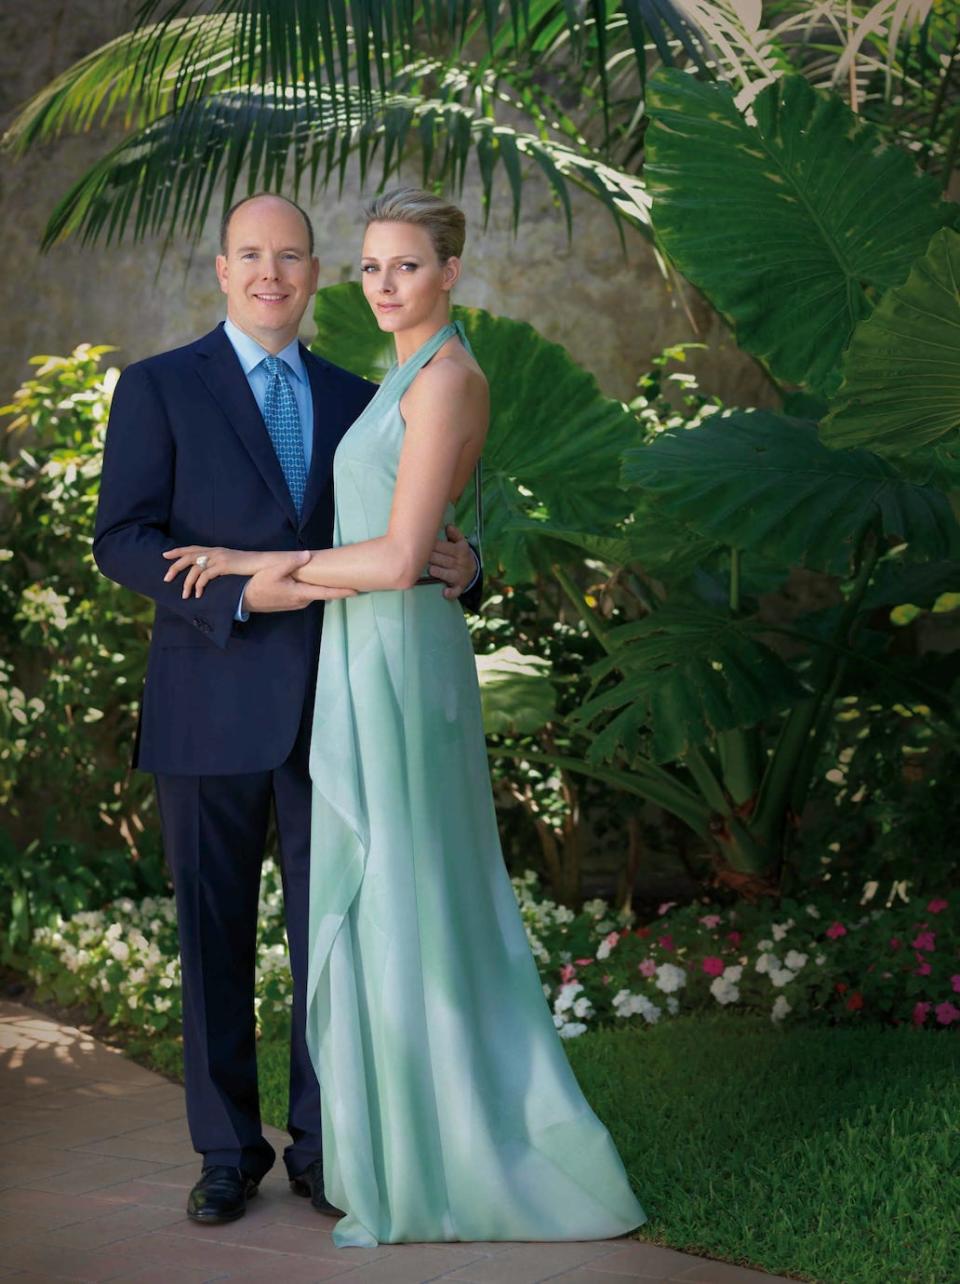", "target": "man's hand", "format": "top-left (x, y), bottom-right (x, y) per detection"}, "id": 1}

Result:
top-left (243, 551), bottom-right (357, 613)
top-left (428, 524), bottom-right (479, 600)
